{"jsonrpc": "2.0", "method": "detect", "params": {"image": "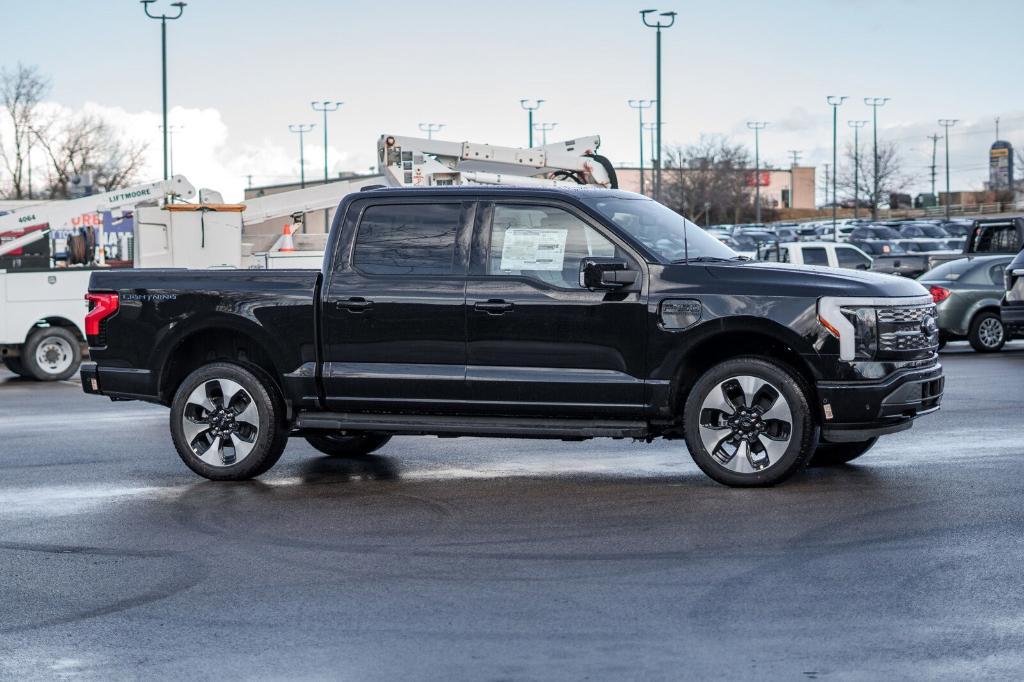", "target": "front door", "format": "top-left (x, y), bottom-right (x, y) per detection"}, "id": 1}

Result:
top-left (464, 201), bottom-right (648, 417)
top-left (320, 199), bottom-right (472, 411)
